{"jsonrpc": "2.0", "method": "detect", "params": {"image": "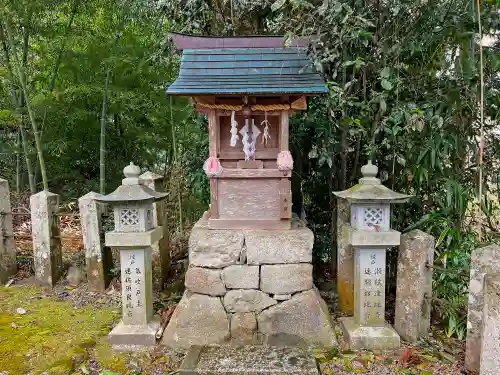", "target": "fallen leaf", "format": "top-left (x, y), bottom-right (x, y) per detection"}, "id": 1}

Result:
top-left (400, 347), bottom-right (412, 367)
